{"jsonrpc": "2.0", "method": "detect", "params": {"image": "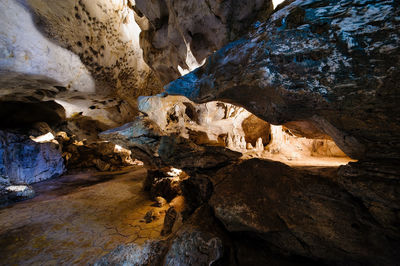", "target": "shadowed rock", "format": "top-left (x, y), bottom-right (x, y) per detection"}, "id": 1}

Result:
top-left (166, 0), bottom-right (400, 160)
top-left (209, 159), bottom-right (400, 265)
